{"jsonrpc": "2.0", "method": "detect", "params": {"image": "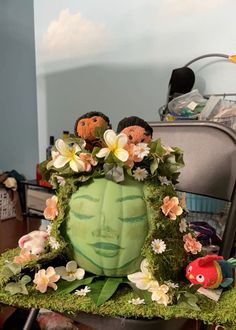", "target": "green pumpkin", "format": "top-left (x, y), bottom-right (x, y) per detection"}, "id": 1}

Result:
top-left (64, 177), bottom-right (149, 277)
